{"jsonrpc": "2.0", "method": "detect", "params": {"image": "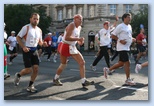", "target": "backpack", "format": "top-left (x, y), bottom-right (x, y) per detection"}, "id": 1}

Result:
top-left (22, 25), bottom-right (29, 44)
